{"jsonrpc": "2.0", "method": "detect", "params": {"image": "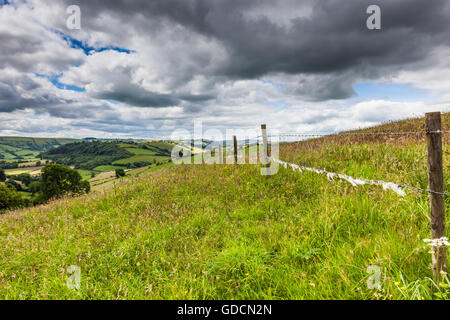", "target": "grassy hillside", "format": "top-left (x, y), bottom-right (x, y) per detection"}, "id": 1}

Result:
top-left (42, 140), bottom-right (174, 172)
top-left (112, 141), bottom-right (174, 167)
top-left (0, 137), bottom-right (77, 161)
top-left (0, 115), bottom-right (449, 299)
top-left (42, 141), bottom-right (135, 170)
